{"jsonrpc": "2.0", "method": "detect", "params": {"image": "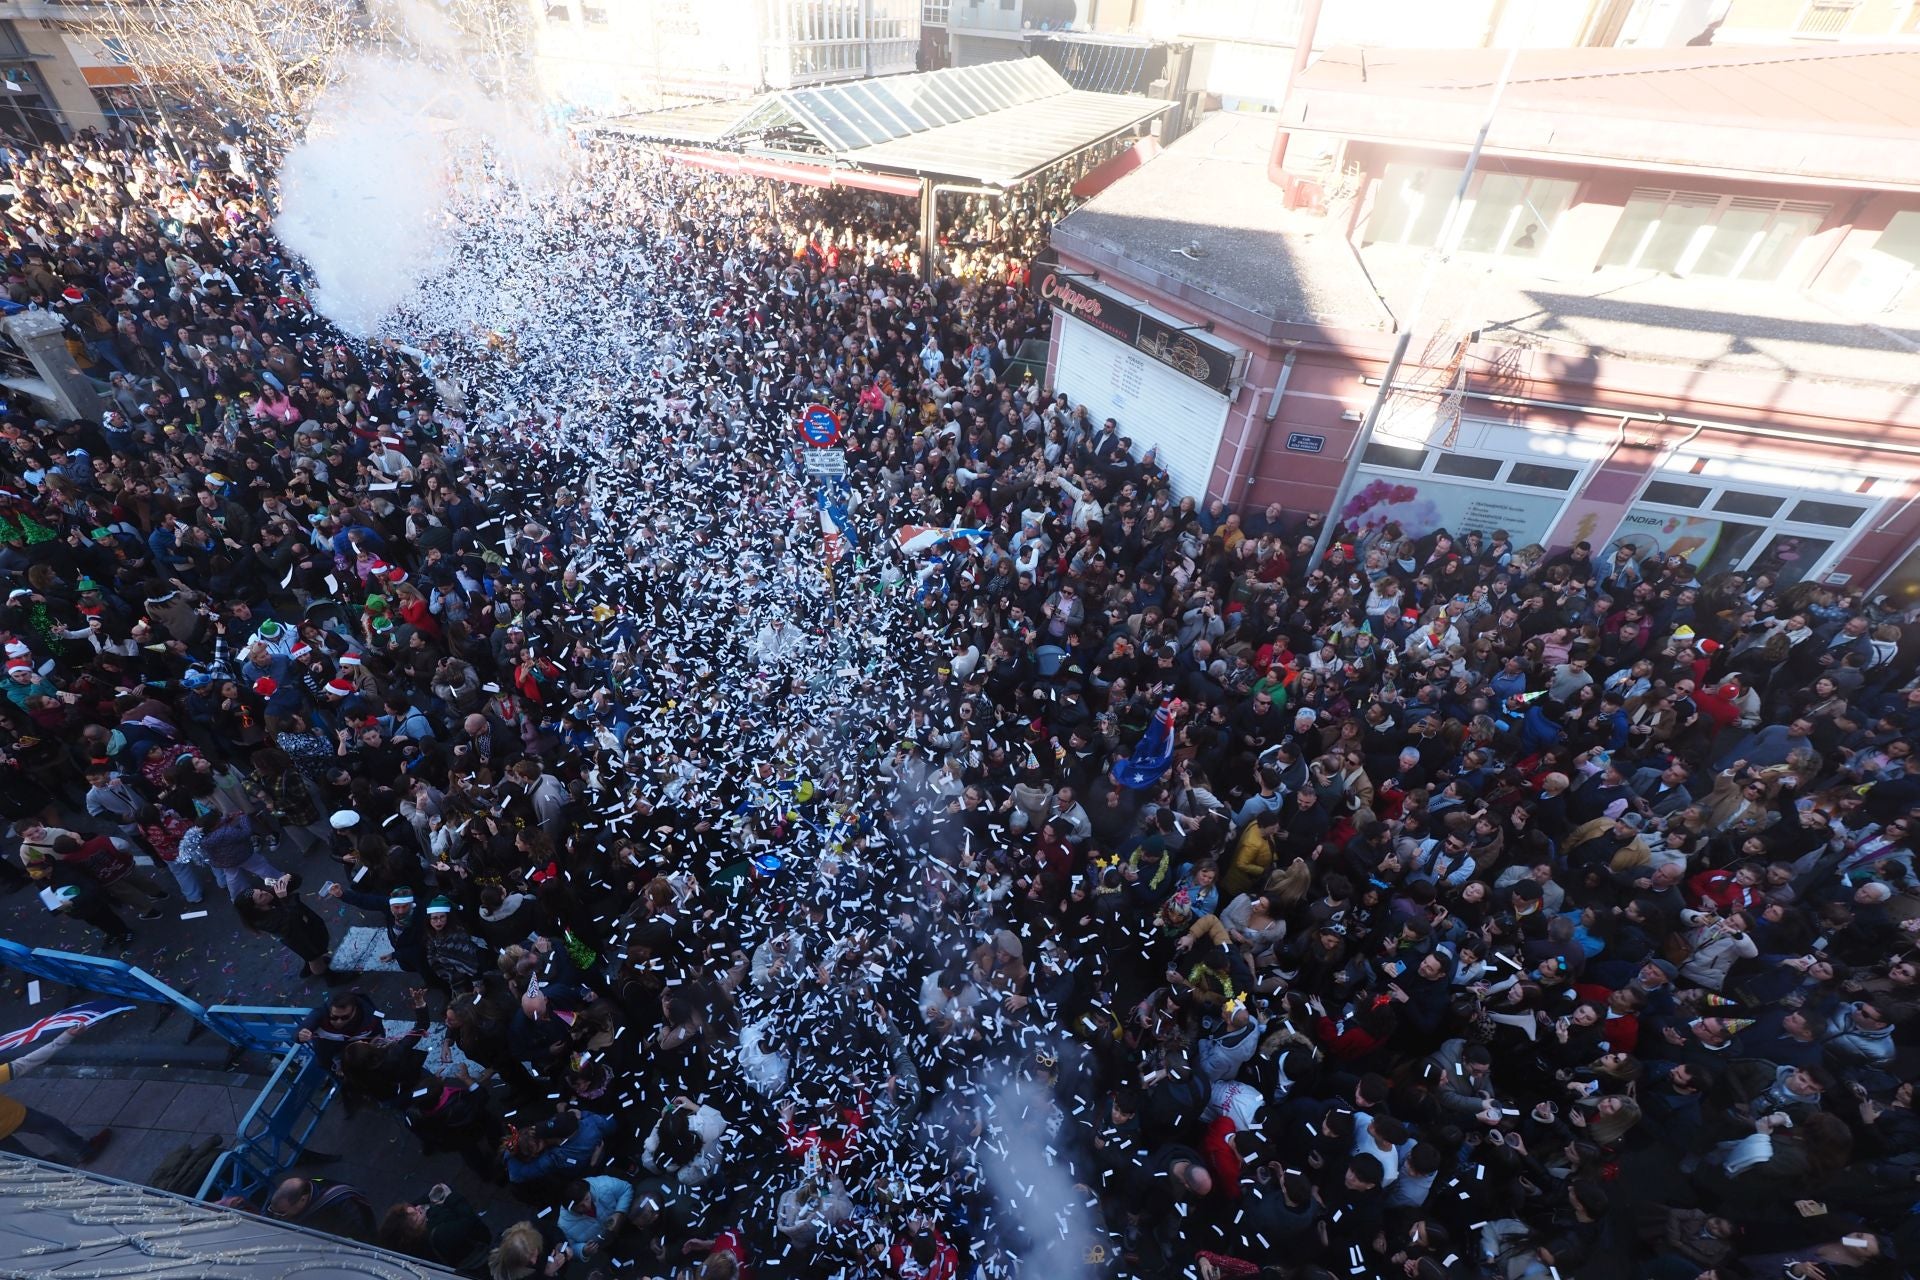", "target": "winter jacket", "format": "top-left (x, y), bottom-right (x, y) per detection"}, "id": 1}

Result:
top-left (424, 922), bottom-right (485, 986)
top-left (431, 659), bottom-right (483, 715)
top-left (1198, 1016), bottom-right (1265, 1085)
top-left (505, 1109), bottom-right (615, 1184)
top-left (1677, 909), bottom-right (1759, 992)
top-left (1823, 1002), bottom-right (1896, 1066)
top-left (1425, 1038), bottom-right (1497, 1118)
top-left (644, 1103), bottom-right (730, 1186)
top-left (1563, 817), bottom-right (1651, 873)
top-left (1221, 821), bottom-right (1276, 899)
top-left (200, 814), bottom-right (258, 869)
